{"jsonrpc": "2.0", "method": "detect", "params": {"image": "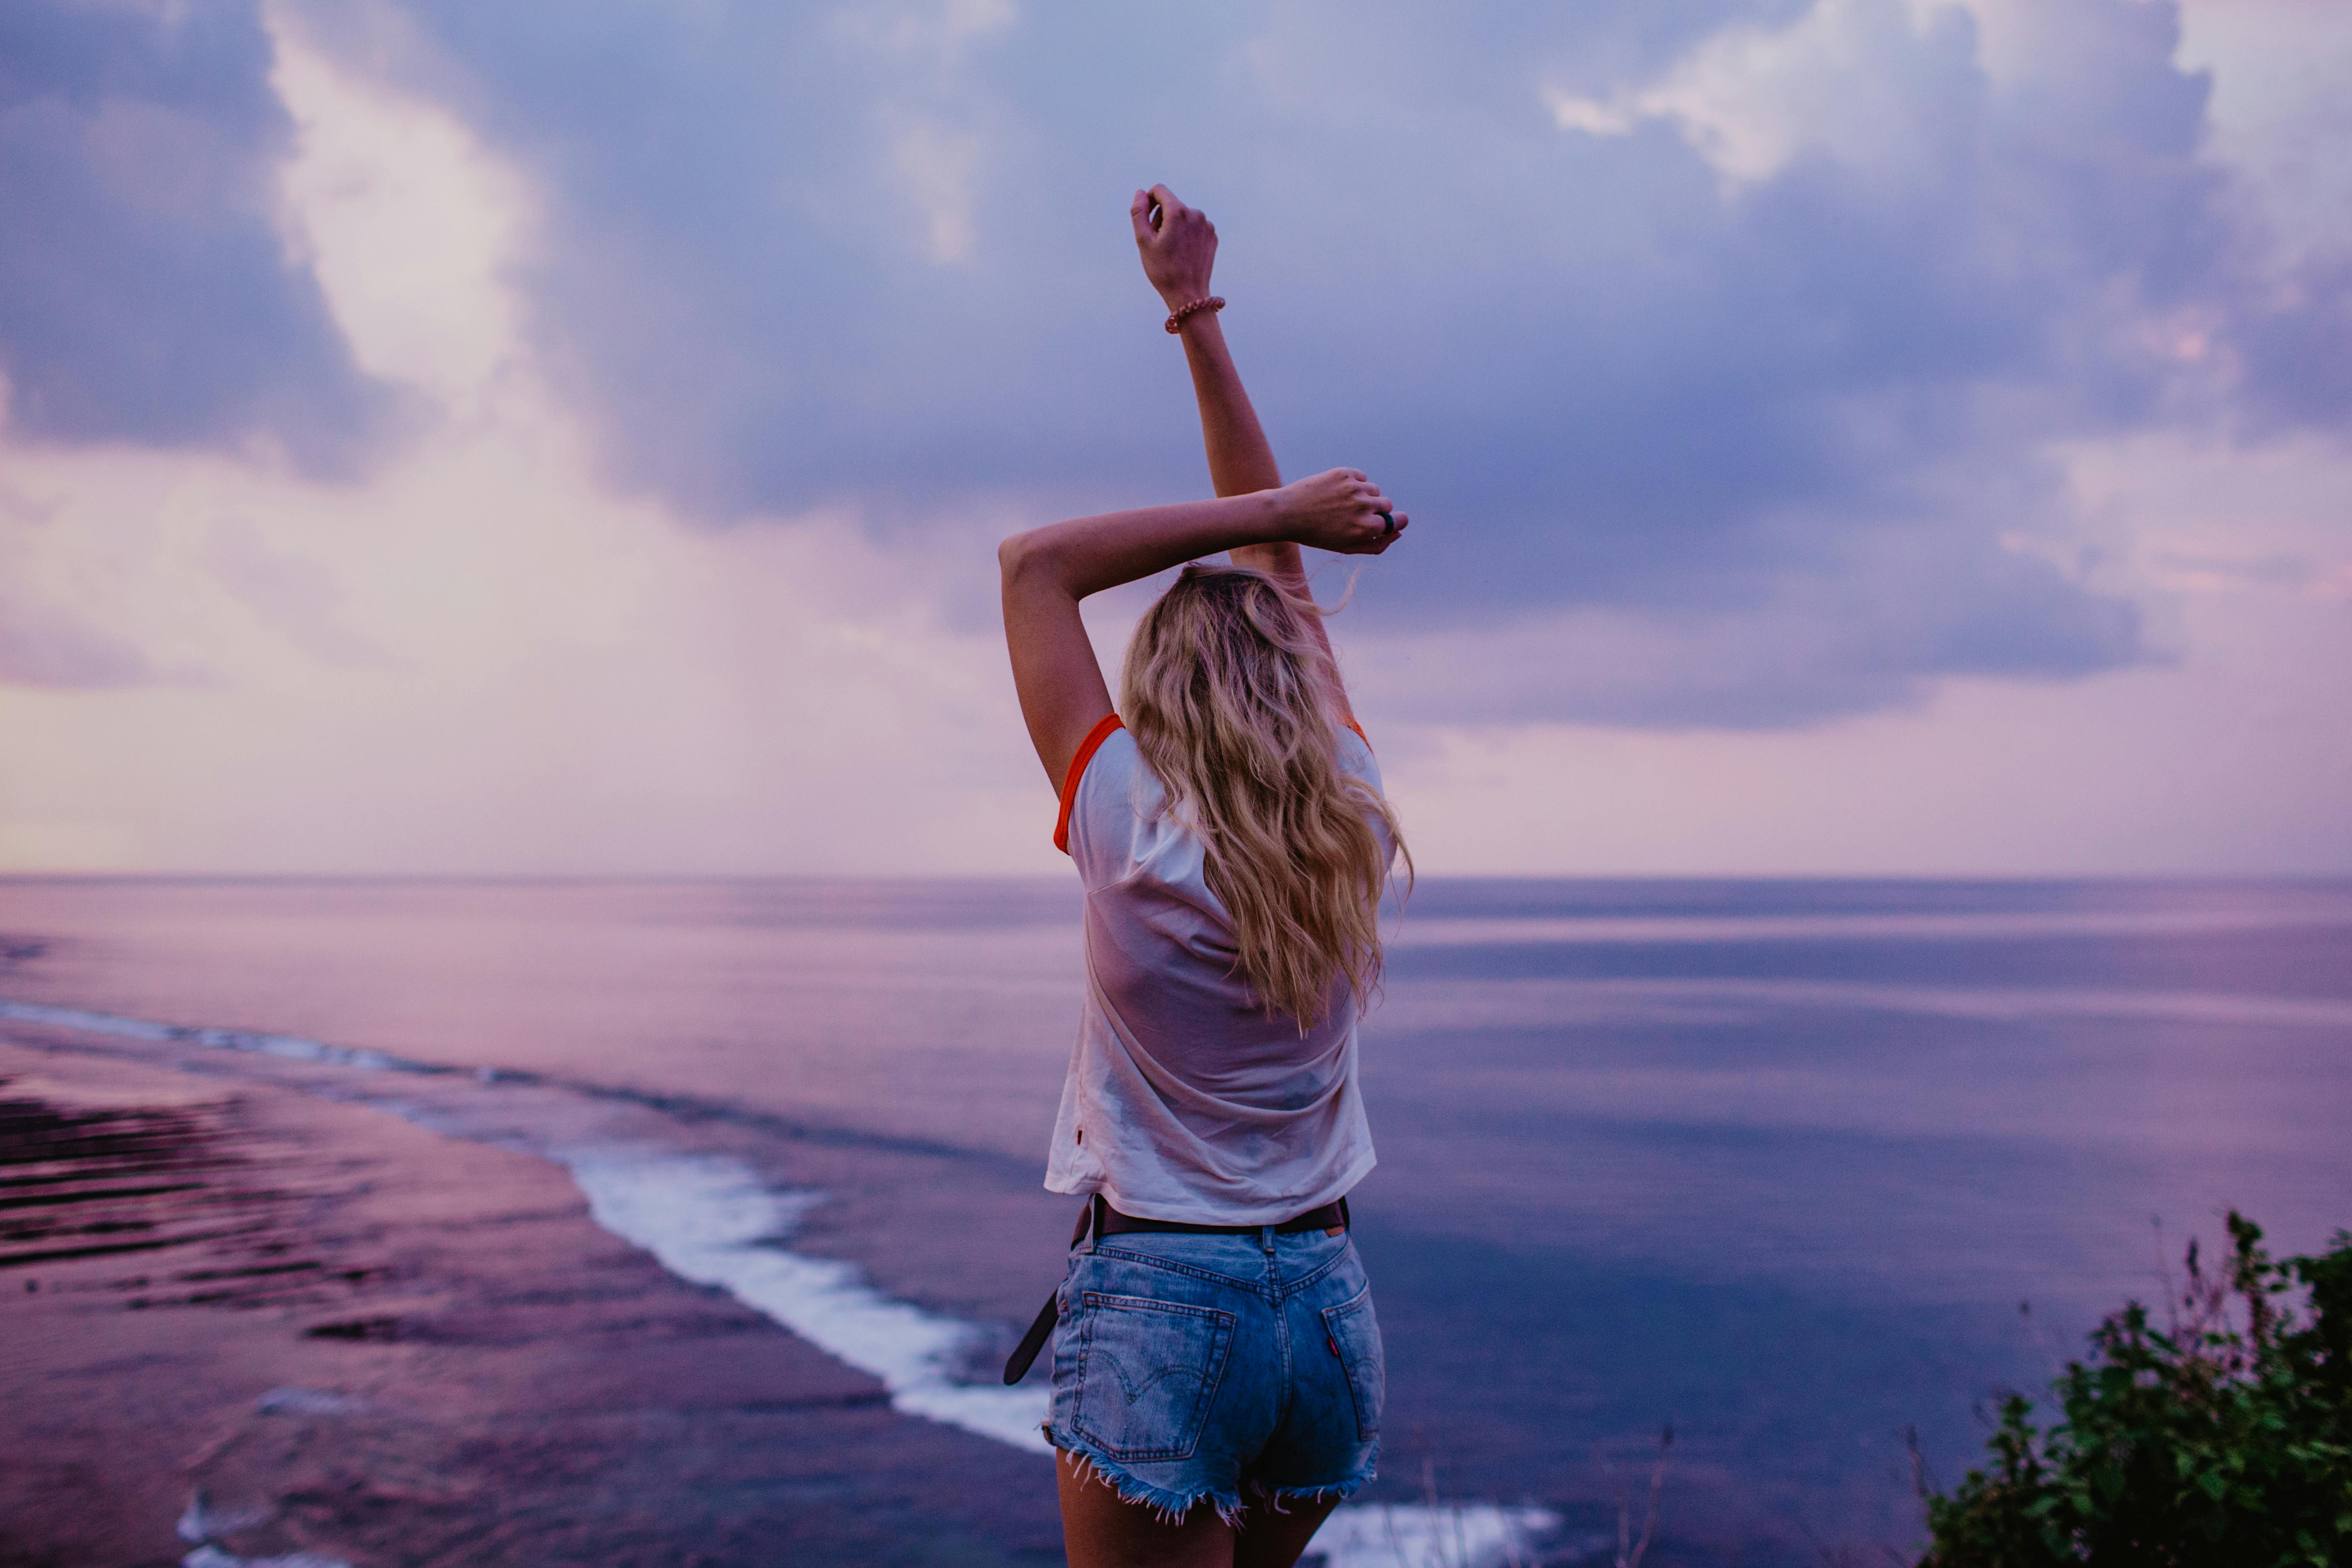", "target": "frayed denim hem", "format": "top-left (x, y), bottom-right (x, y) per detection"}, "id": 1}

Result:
top-left (1047, 1429), bottom-right (1247, 1528)
top-left (1247, 1440), bottom-right (1380, 1513)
